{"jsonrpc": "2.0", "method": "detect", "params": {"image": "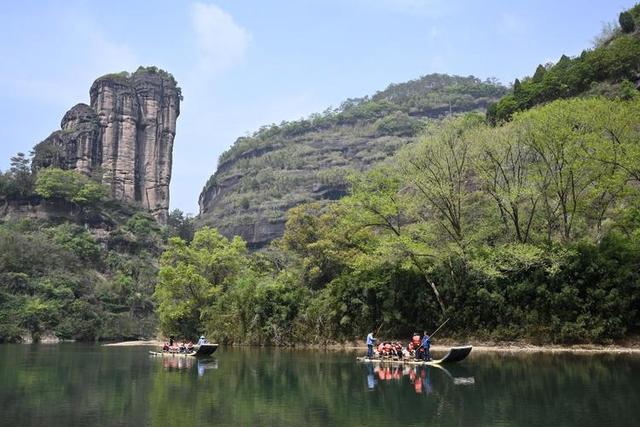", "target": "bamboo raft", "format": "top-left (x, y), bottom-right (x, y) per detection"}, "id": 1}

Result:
top-left (149, 343), bottom-right (219, 358)
top-left (357, 345), bottom-right (472, 365)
